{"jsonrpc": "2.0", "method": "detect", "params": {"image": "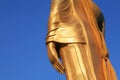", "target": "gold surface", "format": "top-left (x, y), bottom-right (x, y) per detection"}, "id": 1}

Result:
top-left (46, 0), bottom-right (117, 80)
